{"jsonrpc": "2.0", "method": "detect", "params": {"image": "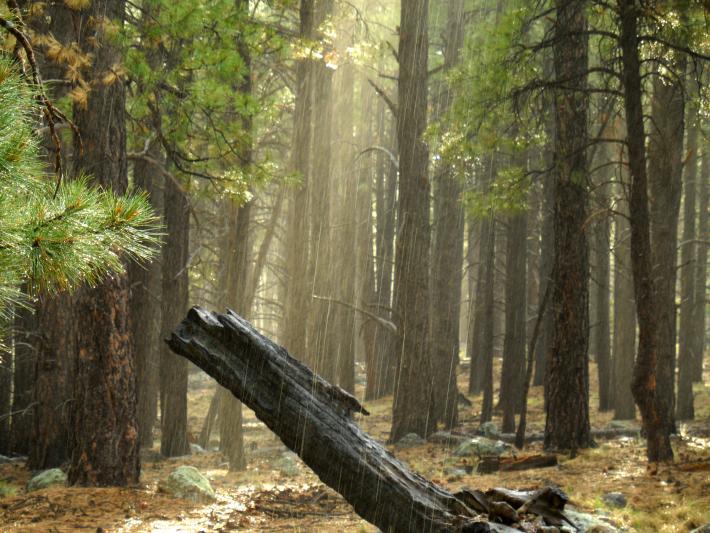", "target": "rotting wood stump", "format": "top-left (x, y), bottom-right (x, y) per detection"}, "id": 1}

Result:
top-left (167, 308), bottom-right (554, 532)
